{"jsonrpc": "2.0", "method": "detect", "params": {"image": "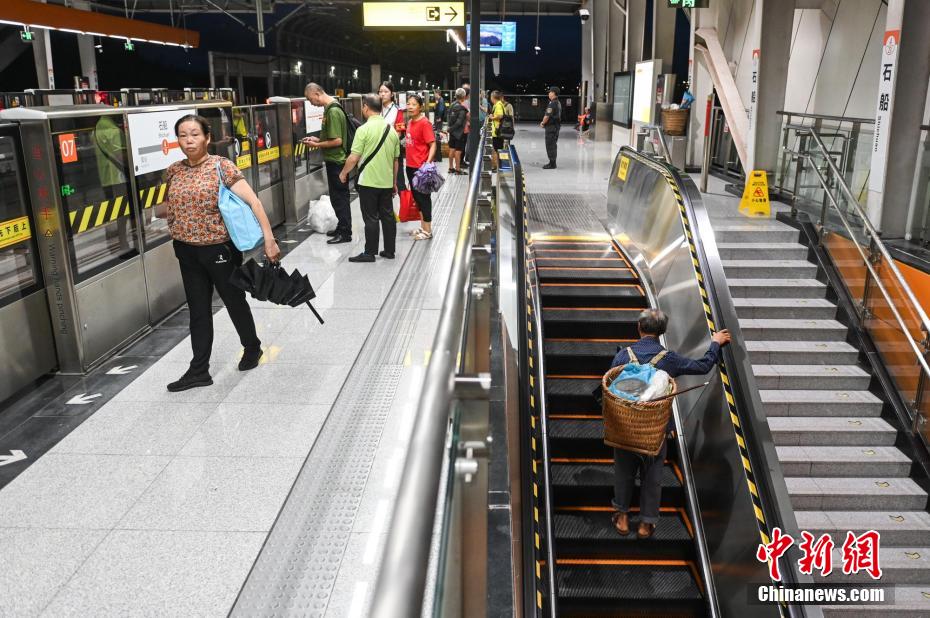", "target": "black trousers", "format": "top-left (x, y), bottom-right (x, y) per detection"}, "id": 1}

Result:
top-left (545, 126), bottom-right (560, 164)
top-left (173, 240), bottom-right (260, 376)
top-left (406, 166), bottom-right (433, 223)
top-left (325, 161), bottom-right (352, 237)
top-left (358, 185), bottom-right (396, 256)
top-left (612, 439), bottom-right (667, 524)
